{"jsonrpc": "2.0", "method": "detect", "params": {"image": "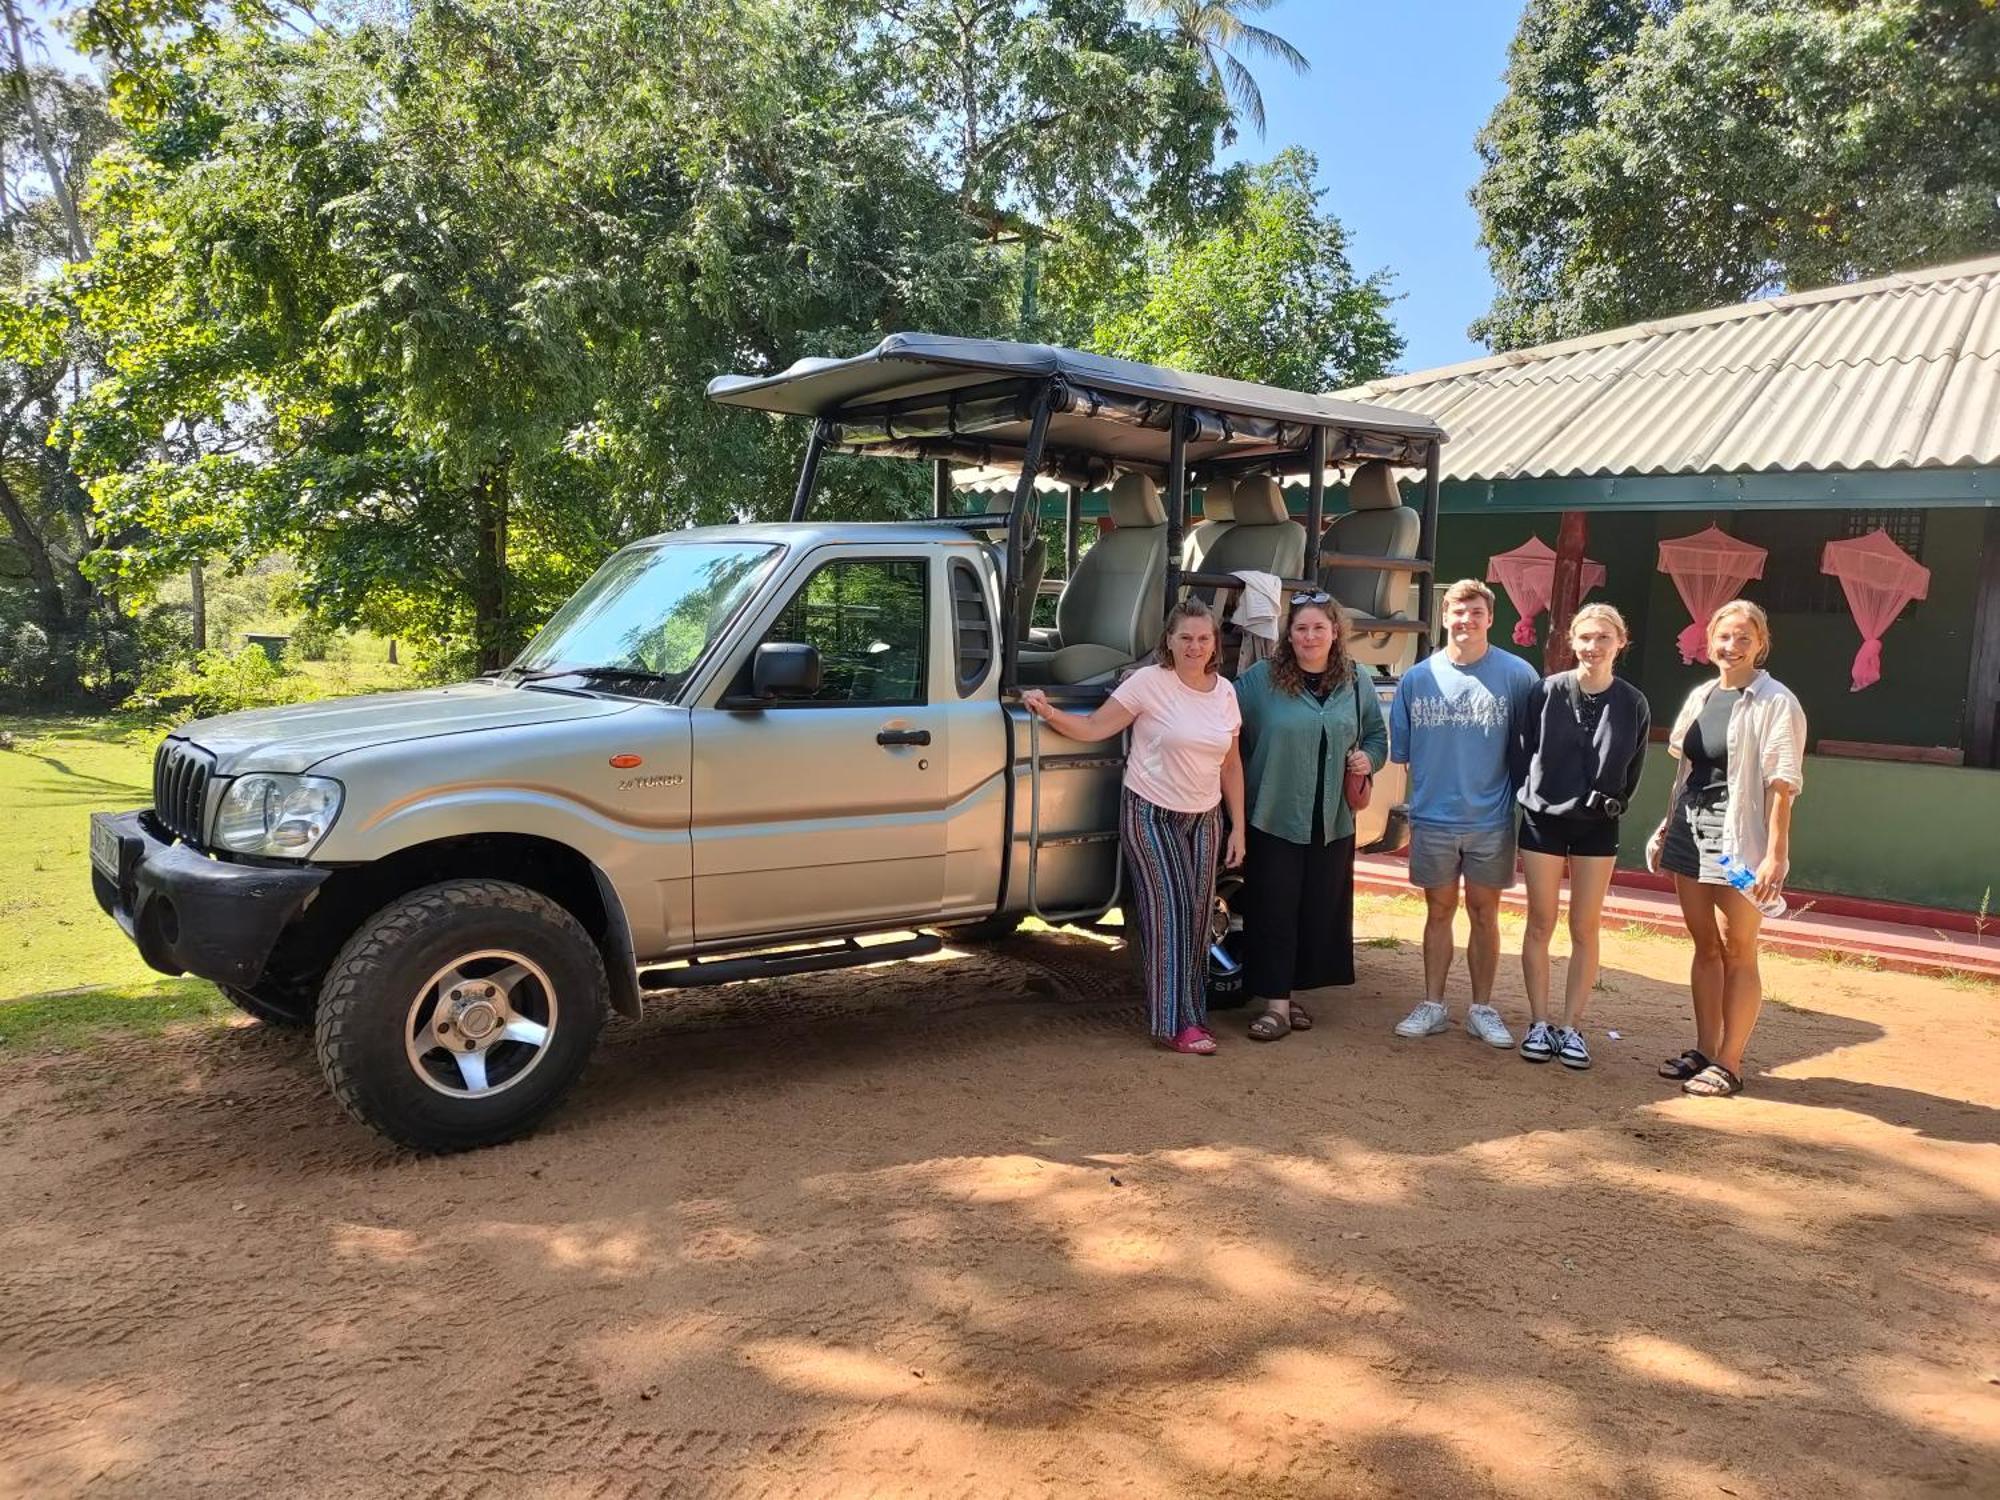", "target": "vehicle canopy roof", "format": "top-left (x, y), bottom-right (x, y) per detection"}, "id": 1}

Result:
top-left (707, 333), bottom-right (1444, 487)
